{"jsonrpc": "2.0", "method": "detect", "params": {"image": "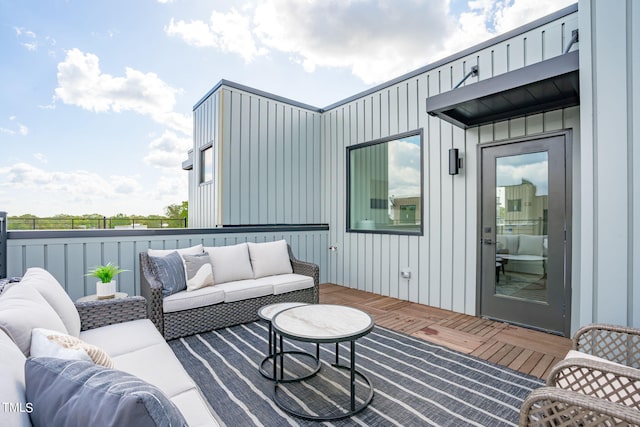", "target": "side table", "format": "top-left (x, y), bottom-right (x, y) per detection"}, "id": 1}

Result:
top-left (76, 292), bottom-right (128, 303)
top-left (258, 302), bottom-right (320, 382)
